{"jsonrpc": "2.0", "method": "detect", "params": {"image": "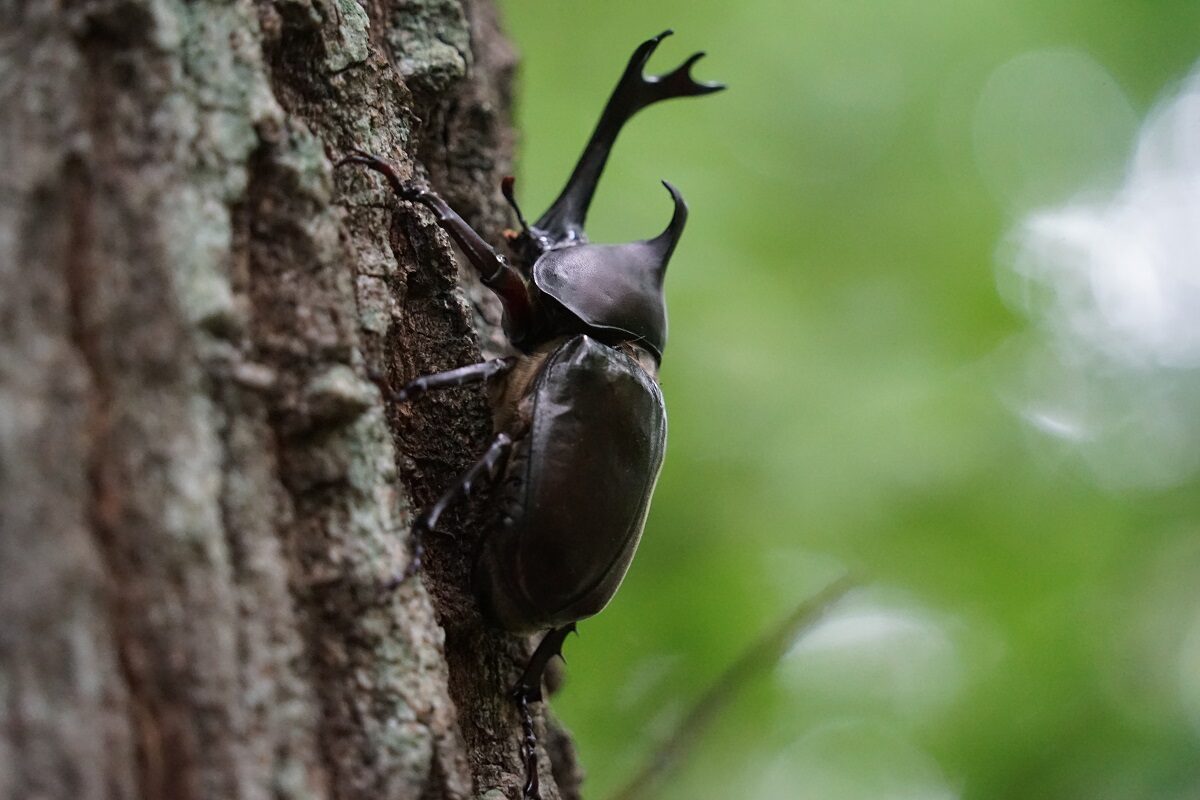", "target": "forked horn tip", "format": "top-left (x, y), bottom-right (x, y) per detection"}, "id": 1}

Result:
top-left (634, 30), bottom-right (675, 68)
top-left (674, 53), bottom-right (726, 95)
